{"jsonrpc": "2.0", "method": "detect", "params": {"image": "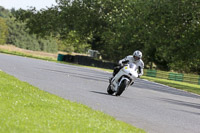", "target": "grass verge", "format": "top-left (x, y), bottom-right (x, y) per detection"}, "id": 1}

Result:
top-left (0, 71), bottom-right (145, 133)
top-left (142, 76), bottom-right (200, 95)
top-left (0, 49), bottom-right (56, 61)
